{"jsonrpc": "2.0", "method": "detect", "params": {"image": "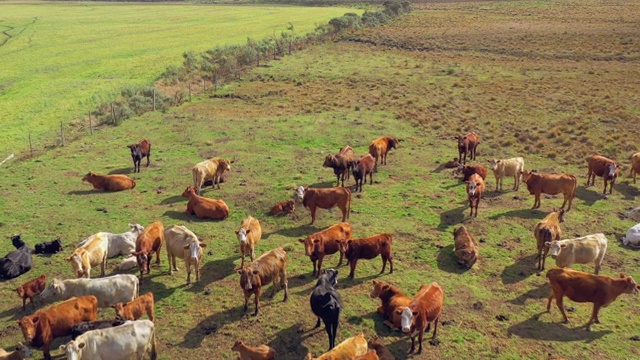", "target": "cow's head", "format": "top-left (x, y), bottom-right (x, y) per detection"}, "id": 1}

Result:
top-left (53, 238), bottom-right (63, 252)
top-left (283, 200), bottom-right (295, 213)
top-left (235, 227), bottom-right (251, 245)
top-left (467, 180), bottom-right (480, 196)
top-left (236, 266), bottom-right (260, 291)
top-left (319, 268), bottom-right (339, 287)
top-left (607, 162), bottom-right (620, 178)
top-left (17, 315), bottom-right (40, 343)
top-left (619, 274), bottom-right (640, 295)
top-left (453, 225), bottom-right (467, 238)
top-left (335, 239), bottom-right (351, 255)
top-left (400, 307), bottom-right (417, 334)
top-left (488, 159), bottom-right (500, 171)
top-left (128, 144), bottom-right (141, 158)
top-left (370, 280), bottom-right (390, 299)
top-left (81, 172), bottom-right (95, 183)
top-left (390, 137), bottom-right (401, 149)
top-left (455, 249), bottom-right (477, 268)
top-left (456, 135), bottom-right (468, 147)
top-left (60, 340), bottom-right (84, 360)
top-left (231, 340), bottom-right (245, 352)
top-left (11, 234), bottom-right (25, 249)
top-left (129, 223), bottom-right (145, 236)
top-left (323, 154), bottom-right (337, 168)
top-left (15, 286), bottom-right (25, 297)
top-left (294, 186), bottom-right (306, 201)
top-left (15, 342), bottom-right (31, 359)
top-left (298, 236), bottom-right (314, 256)
top-left (183, 240), bottom-right (205, 262)
top-left (554, 208), bottom-right (566, 223)
top-left (220, 159), bottom-right (233, 172)
top-left (39, 278), bottom-right (63, 301)
top-left (67, 253), bottom-right (86, 278)
top-left (545, 241), bottom-right (565, 258)
top-left (520, 170), bottom-right (535, 183)
top-left (111, 303), bottom-right (129, 320)
top-left (182, 186), bottom-right (197, 198)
